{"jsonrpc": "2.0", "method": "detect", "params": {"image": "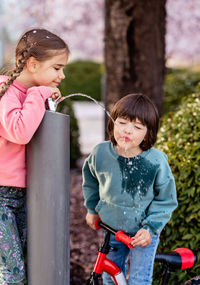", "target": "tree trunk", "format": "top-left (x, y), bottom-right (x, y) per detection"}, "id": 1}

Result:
top-left (104, 0), bottom-right (166, 116)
